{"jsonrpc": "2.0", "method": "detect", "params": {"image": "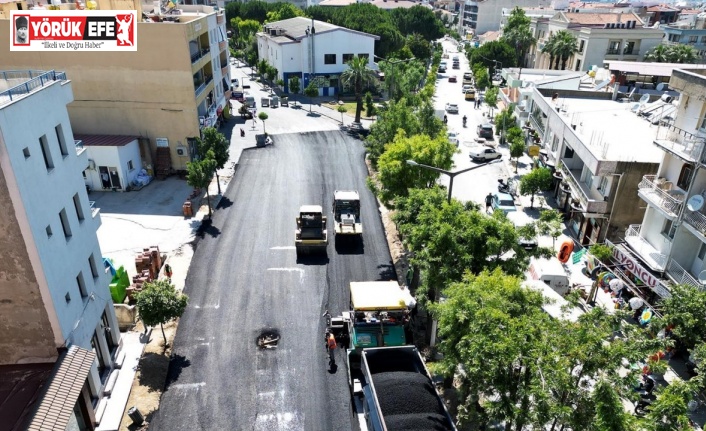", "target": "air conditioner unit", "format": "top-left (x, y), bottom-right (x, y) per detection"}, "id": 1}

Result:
top-left (176, 146), bottom-right (187, 156)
